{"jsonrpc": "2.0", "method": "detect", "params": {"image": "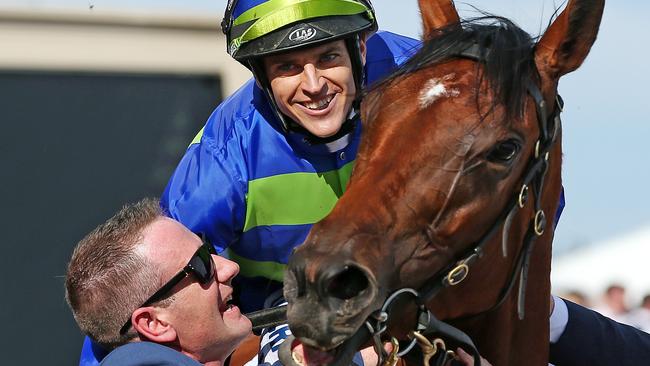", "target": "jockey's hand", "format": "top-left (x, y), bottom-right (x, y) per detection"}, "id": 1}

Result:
top-left (453, 347), bottom-right (492, 366)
